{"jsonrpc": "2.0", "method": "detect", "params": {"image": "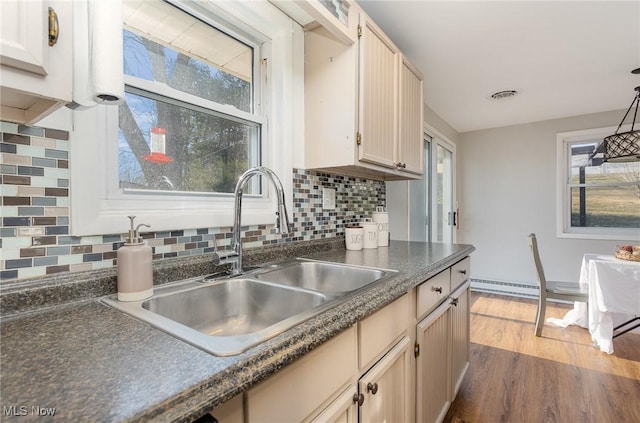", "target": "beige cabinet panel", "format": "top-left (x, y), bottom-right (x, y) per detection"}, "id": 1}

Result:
top-left (209, 394), bottom-right (243, 423)
top-left (416, 269), bottom-right (451, 320)
top-left (308, 386), bottom-right (358, 423)
top-left (357, 15), bottom-right (398, 169)
top-left (450, 282), bottom-right (470, 400)
top-left (246, 326), bottom-right (357, 423)
top-left (397, 56), bottom-right (424, 174)
top-left (358, 293), bottom-right (410, 370)
top-left (451, 256), bottom-right (471, 288)
top-left (358, 336), bottom-right (412, 423)
top-left (416, 301), bottom-right (451, 423)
